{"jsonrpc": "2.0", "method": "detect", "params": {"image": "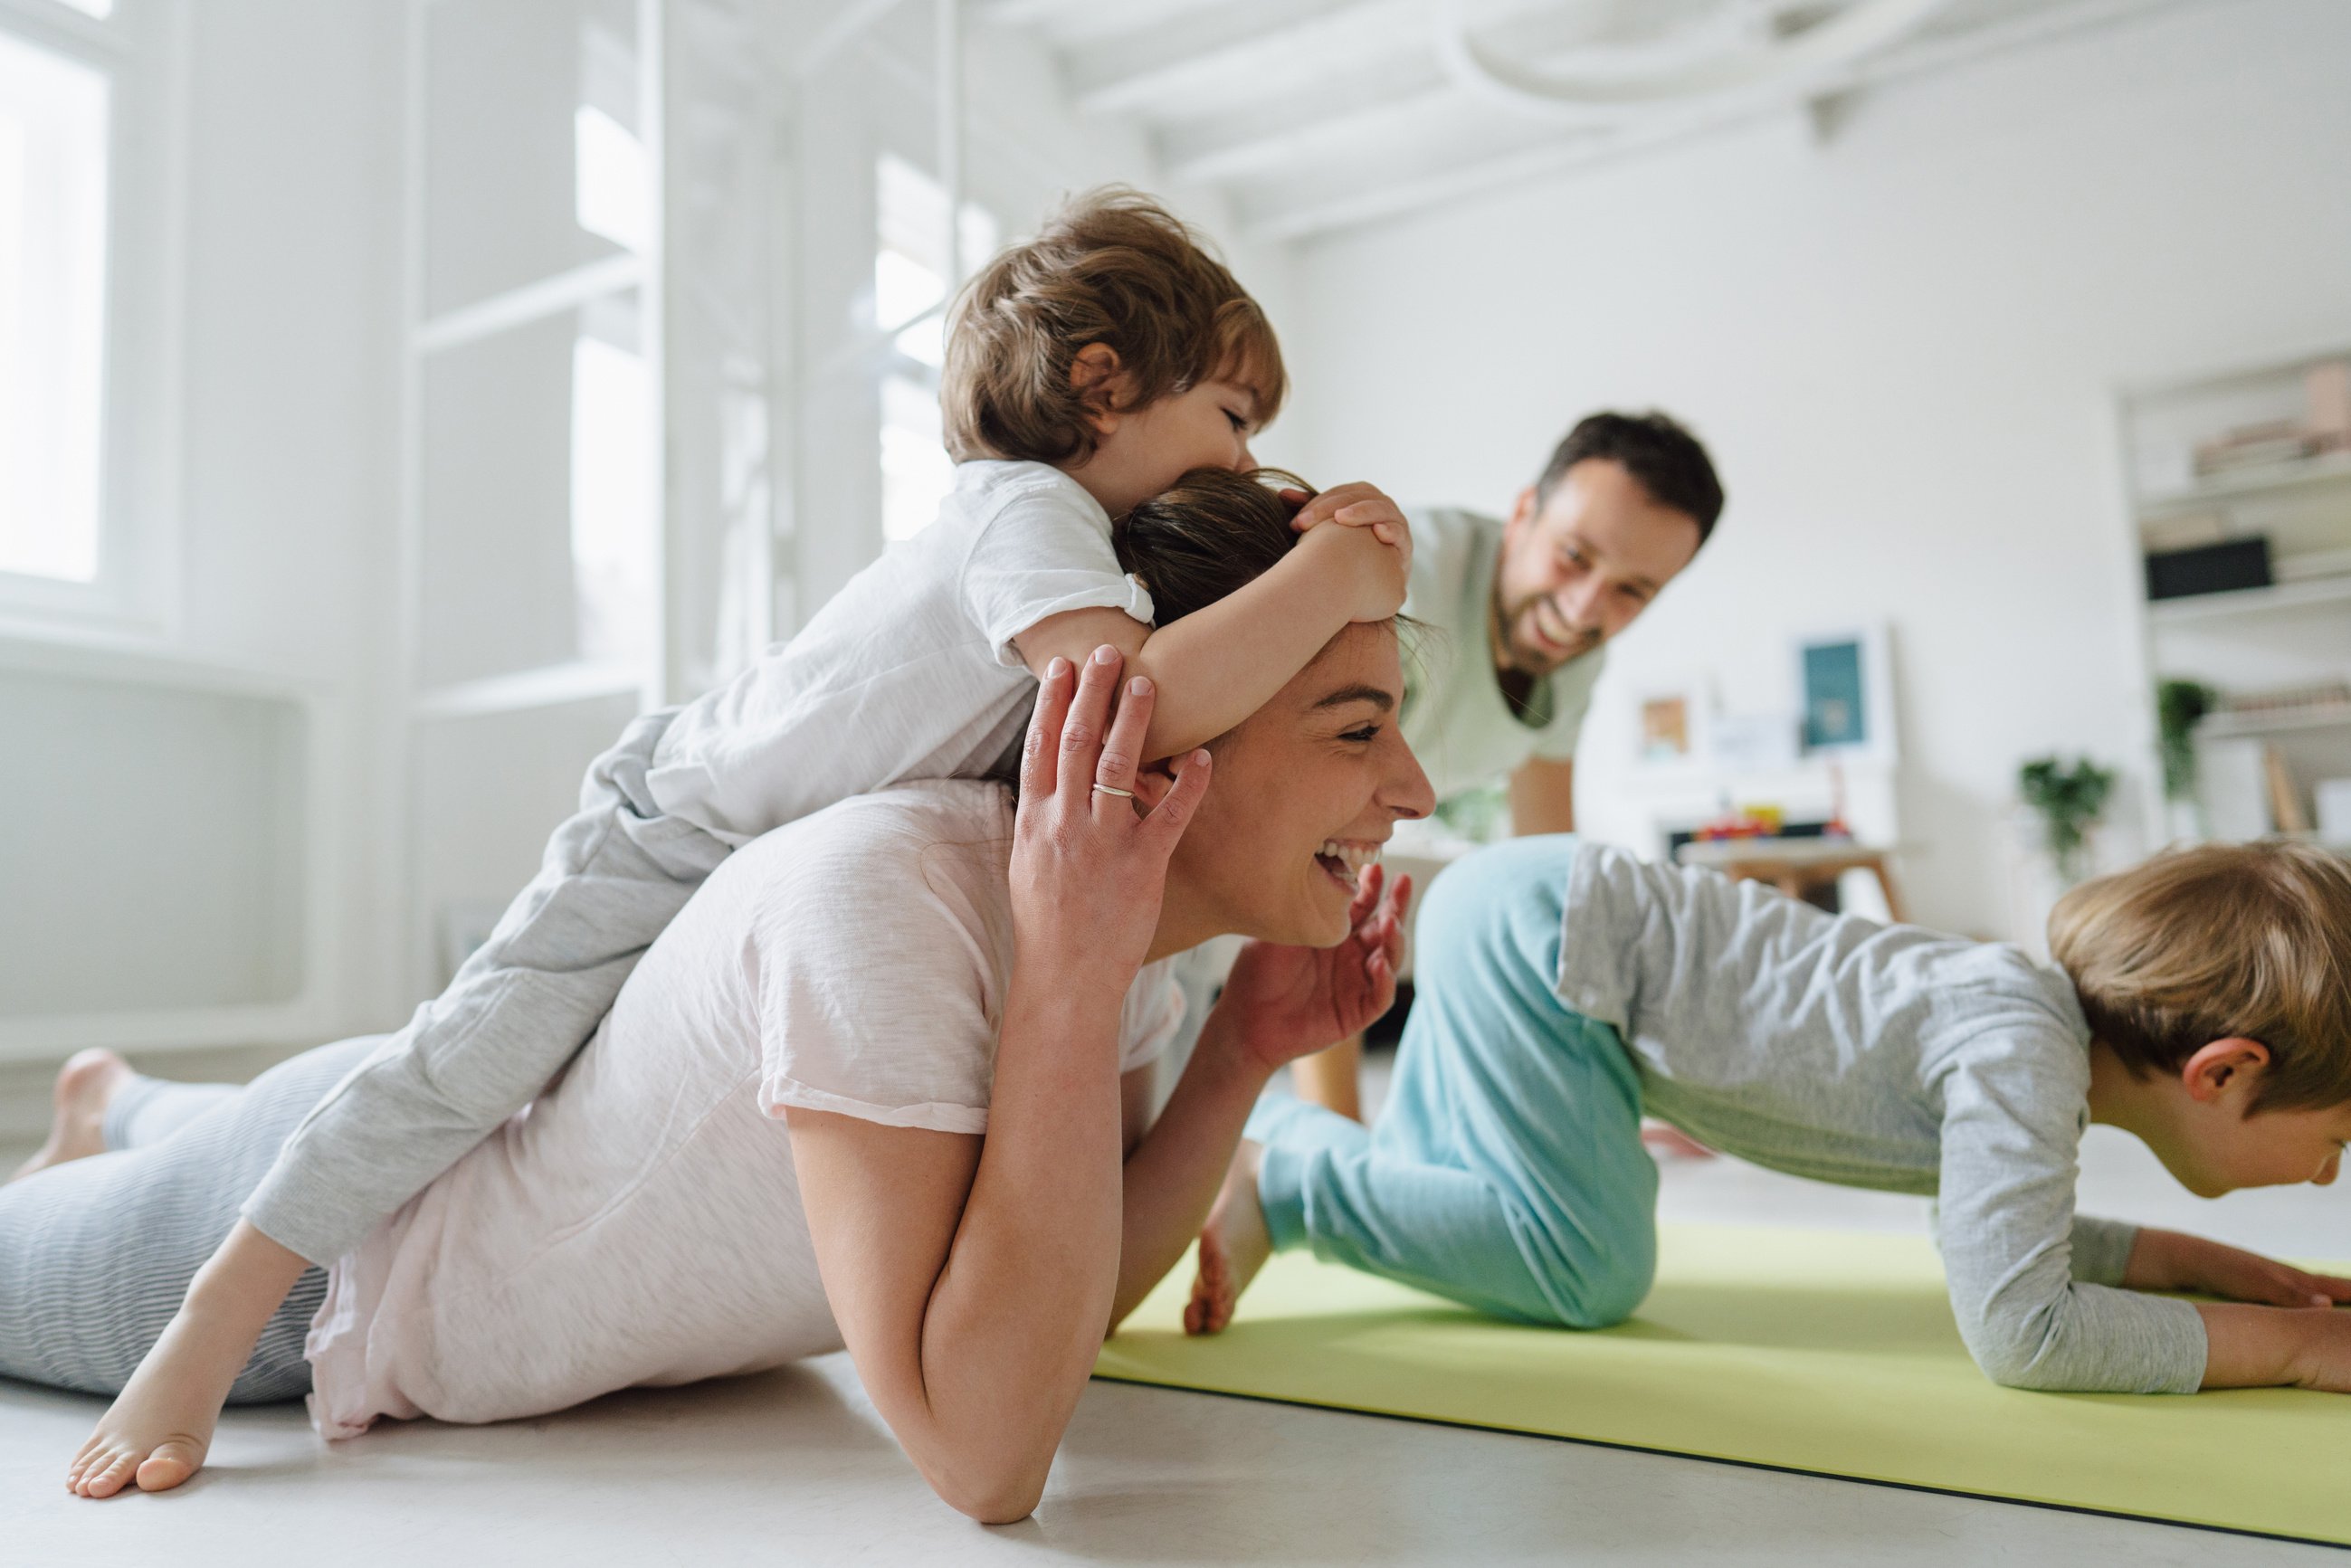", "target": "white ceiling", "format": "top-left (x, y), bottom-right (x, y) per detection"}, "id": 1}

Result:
top-left (978, 0), bottom-right (2214, 242)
